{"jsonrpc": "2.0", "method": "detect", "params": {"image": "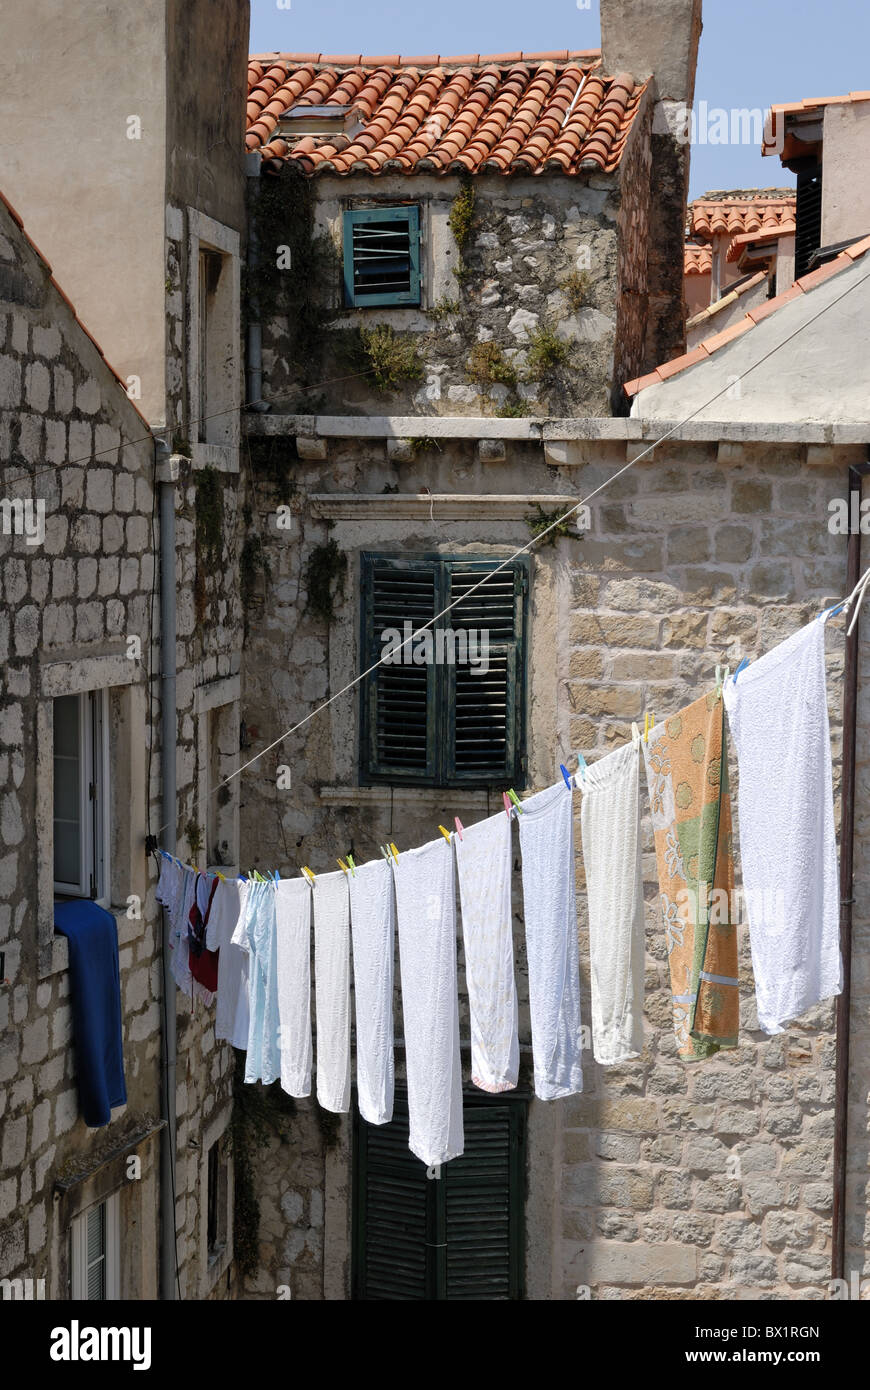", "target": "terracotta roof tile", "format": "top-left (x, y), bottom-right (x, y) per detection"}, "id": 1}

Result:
top-left (689, 193), bottom-right (795, 241)
top-left (725, 221), bottom-right (796, 262)
top-left (684, 243), bottom-right (712, 275)
top-left (248, 50), bottom-right (646, 176)
top-left (628, 234), bottom-right (870, 397)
